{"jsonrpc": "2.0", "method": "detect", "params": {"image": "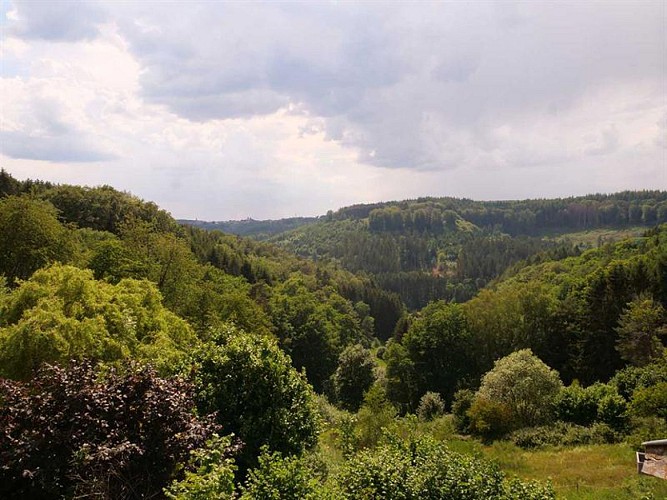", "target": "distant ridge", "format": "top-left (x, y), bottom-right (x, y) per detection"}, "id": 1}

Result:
top-left (179, 216), bottom-right (318, 239)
